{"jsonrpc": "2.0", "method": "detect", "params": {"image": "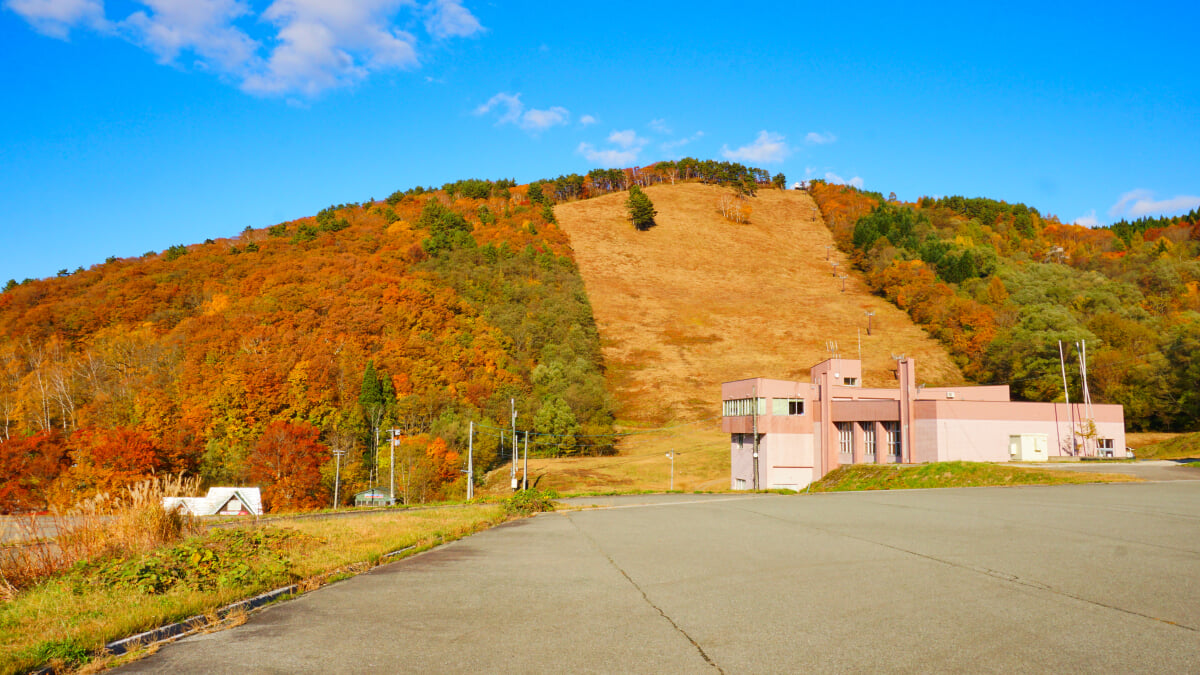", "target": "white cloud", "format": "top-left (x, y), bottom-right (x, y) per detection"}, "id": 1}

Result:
top-left (579, 114), bottom-right (597, 126)
top-left (5, 0), bottom-right (109, 38)
top-left (475, 91), bottom-right (569, 132)
top-left (424, 0), bottom-right (482, 39)
top-left (721, 130), bottom-right (790, 163)
top-left (1074, 210), bottom-right (1100, 228)
top-left (825, 172), bottom-right (864, 189)
top-left (1108, 189), bottom-right (1200, 219)
top-left (122, 0), bottom-right (258, 73)
top-left (475, 91), bottom-right (521, 123)
top-left (607, 129), bottom-right (646, 149)
top-left (661, 131), bottom-right (703, 153)
top-left (805, 131), bottom-right (836, 145)
top-left (577, 142), bottom-right (638, 167)
top-left (7, 0), bottom-right (485, 97)
top-left (521, 105), bottom-right (569, 131)
top-left (577, 129), bottom-right (649, 167)
top-left (243, 0), bottom-right (422, 96)
top-left (648, 118), bottom-right (671, 134)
